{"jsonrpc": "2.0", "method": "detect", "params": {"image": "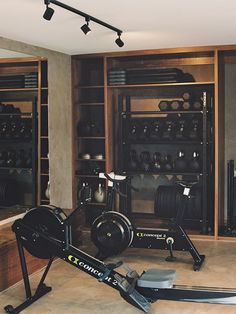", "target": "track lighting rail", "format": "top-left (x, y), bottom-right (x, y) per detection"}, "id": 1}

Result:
top-left (43, 0), bottom-right (124, 46)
